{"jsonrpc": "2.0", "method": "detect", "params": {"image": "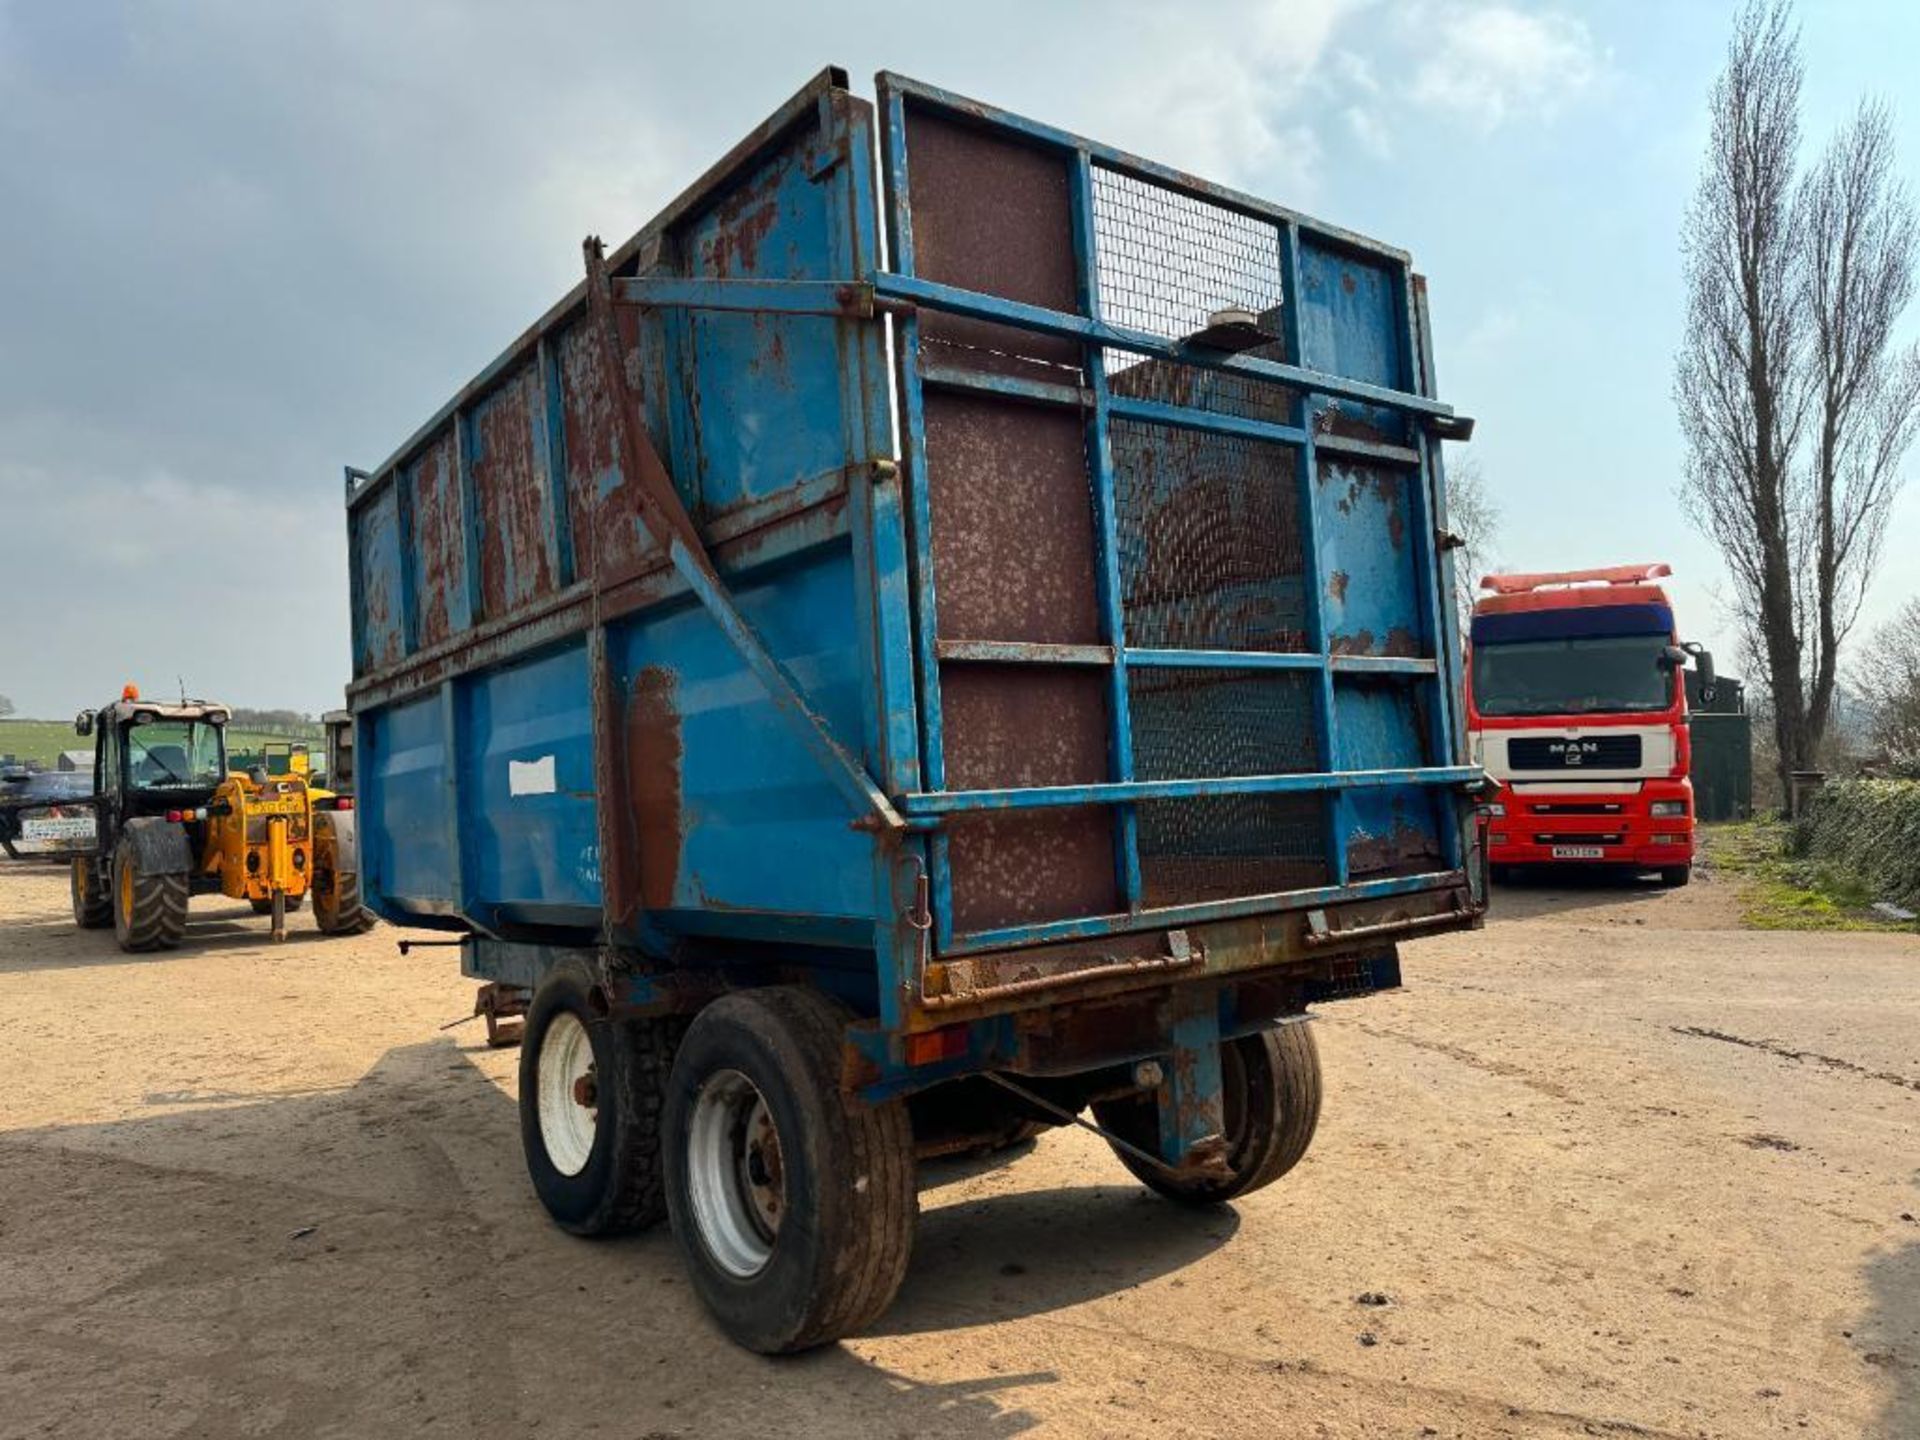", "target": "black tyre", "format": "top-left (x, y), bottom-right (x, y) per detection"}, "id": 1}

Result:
top-left (70, 857), bottom-right (111, 929)
top-left (1093, 1022), bottom-right (1322, 1205)
top-left (1659, 865), bottom-right (1692, 888)
top-left (663, 986), bottom-right (917, 1354)
top-left (250, 894), bottom-right (305, 915)
top-left (311, 814), bottom-right (374, 935)
top-left (519, 960), bottom-right (683, 1236)
top-left (111, 840), bottom-right (187, 953)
